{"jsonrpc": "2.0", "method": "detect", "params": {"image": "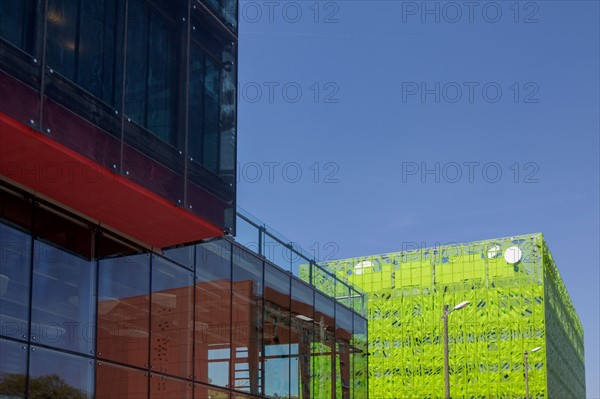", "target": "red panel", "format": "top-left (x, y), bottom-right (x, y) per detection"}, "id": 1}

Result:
top-left (0, 113), bottom-right (223, 248)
